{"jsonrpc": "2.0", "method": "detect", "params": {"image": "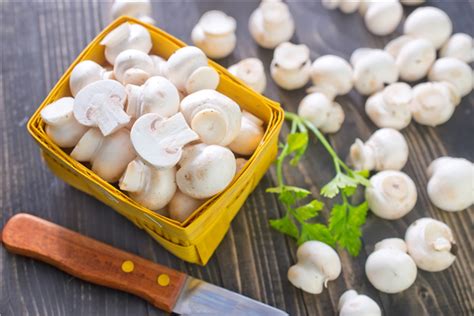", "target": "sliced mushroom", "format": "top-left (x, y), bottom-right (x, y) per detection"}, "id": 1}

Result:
top-left (113, 49), bottom-right (154, 85)
top-left (73, 80), bottom-right (130, 136)
top-left (404, 6), bottom-right (452, 49)
top-left (361, 0), bottom-right (403, 36)
top-left (69, 60), bottom-right (108, 97)
top-left (228, 58), bottom-right (267, 94)
top-left (168, 189), bottom-right (205, 222)
top-left (428, 57), bottom-right (472, 97)
top-left (130, 112), bottom-right (199, 169)
top-left (308, 55), bottom-right (353, 100)
top-left (440, 33), bottom-right (473, 63)
top-left (298, 92), bottom-right (345, 134)
top-left (228, 111), bottom-right (265, 156)
top-left (270, 42), bottom-right (311, 90)
top-left (111, 0), bottom-right (155, 24)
